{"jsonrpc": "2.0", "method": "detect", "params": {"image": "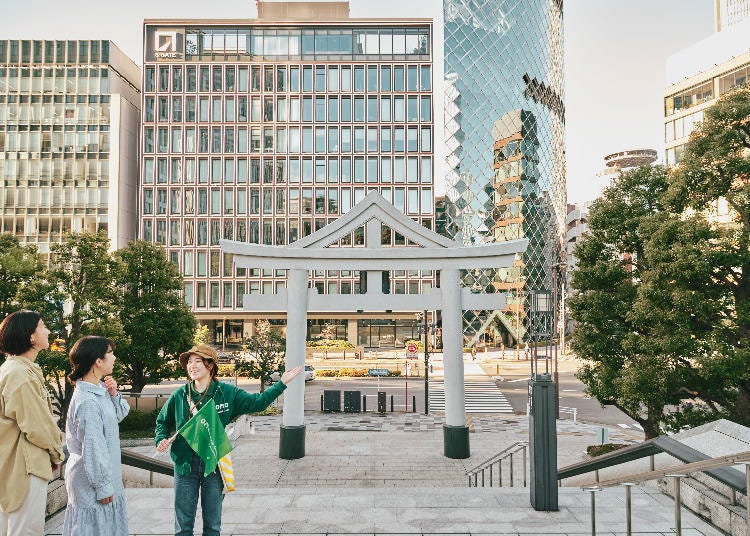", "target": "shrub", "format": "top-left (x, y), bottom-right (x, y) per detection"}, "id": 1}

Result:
top-left (586, 443), bottom-right (628, 457)
top-left (316, 369), bottom-right (339, 377)
top-left (307, 339), bottom-right (355, 349)
top-left (218, 364), bottom-right (236, 377)
top-left (390, 370), bottom-right (402, 377)
top-left (120, 409), bottom-right (159, 433)
top-left (251, 405), bottom-right (281, 416)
